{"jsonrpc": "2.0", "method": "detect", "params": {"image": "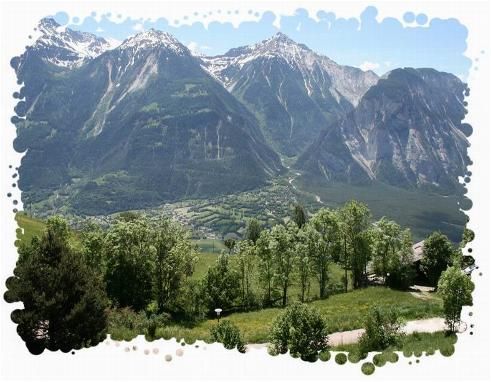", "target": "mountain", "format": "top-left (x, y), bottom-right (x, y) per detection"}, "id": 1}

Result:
top-left (11, 18), bottom-right (113, 125)
top-left (202, 33), bottom-right (379, 156)
top-left (29, 17), bottom-right (111, 68)
top-left (13, 27), bottom-right (284, 215)
top-left (12, 22), bottom-right (470, 219)
top-left (296, 68), bottom-right (471, 192)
